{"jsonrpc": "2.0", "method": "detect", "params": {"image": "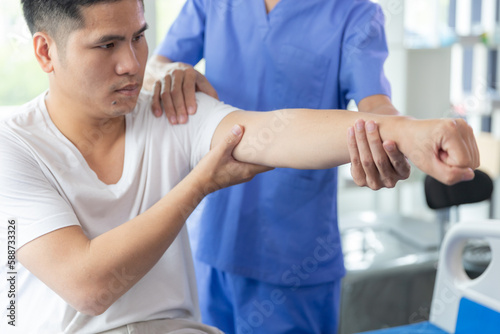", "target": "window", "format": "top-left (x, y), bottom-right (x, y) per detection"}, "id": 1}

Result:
top-left (0, 1), bottom-right (48, 108)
